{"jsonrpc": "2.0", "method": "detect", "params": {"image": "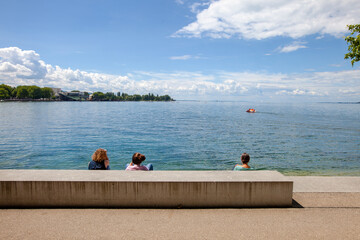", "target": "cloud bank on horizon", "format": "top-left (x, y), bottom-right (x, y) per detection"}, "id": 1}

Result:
top-left (175, 0), bottom-right (360, 40)
top-left (1, 46), bottom-right (359, 101)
